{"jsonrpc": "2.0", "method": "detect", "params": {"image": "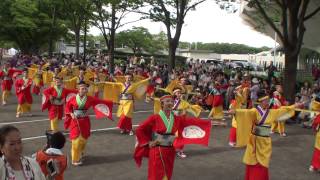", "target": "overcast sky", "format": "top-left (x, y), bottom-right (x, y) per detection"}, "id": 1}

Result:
top-left (89, 1), bottom-right (276, 48)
